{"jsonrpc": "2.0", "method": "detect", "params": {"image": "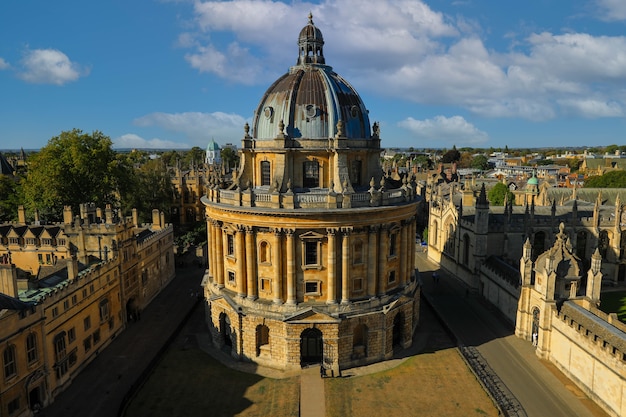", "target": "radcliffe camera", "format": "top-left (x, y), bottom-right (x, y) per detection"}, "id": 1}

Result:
top-left (0, 2), bottom-right (625, 417)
